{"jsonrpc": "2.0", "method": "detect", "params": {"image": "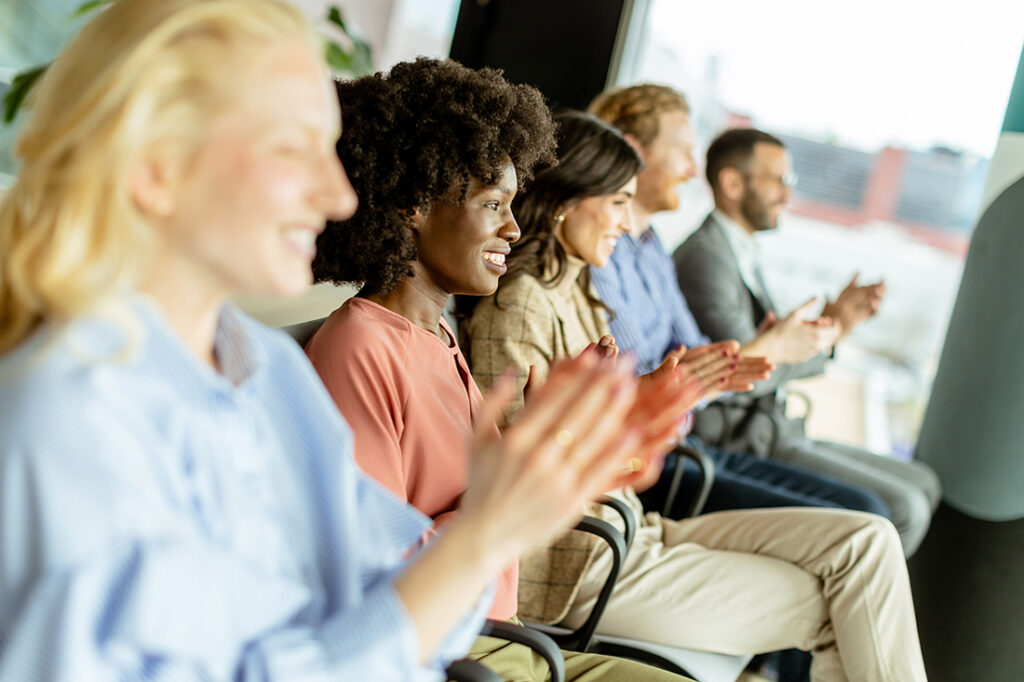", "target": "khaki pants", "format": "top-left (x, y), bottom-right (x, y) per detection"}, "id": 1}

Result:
top-left (565, 504), bottom-right (927, 682)
top-left (467, 617), bottom-right (691, 682)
